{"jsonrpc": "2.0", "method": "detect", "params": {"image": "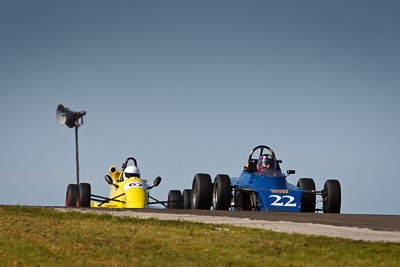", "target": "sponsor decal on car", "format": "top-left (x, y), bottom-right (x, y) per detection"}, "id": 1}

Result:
top-left (270, 189), bottom-right (288, 194)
